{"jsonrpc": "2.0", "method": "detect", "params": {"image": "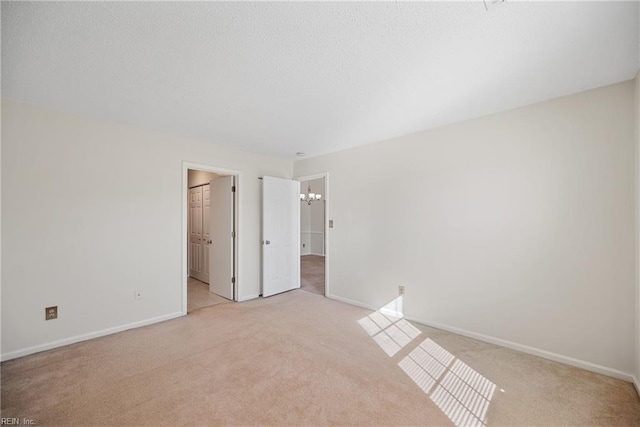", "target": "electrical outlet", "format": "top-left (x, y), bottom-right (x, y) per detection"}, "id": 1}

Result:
top-left (135, 290), bottom-right (143, 300)
top-left (398, 286), bottom-right (405, 296)
top-left (45, 306), bottom-right (58, 320)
